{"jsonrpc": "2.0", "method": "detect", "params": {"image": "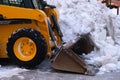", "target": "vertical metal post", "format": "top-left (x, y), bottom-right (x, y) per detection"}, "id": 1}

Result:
top-left (117, 7), bottom-right (119, 15)
top-left (109, 0), bottom-right (112, 5)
